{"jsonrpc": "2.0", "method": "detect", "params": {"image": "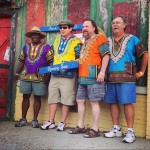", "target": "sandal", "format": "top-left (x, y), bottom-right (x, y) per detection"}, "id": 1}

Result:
top-left (83, 129), bottom-right (100, 138)
top-left (68, 126), bottom-right (86, 134)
